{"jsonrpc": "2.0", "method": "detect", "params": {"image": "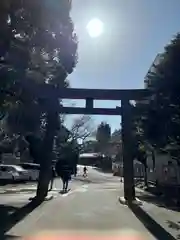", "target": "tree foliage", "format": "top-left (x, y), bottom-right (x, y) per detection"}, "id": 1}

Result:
top-left (54, 116), bottom-right (94, 164)
top-left (0, 0), bottom-right (78, 201)
top-left (0, 0), bottom-right (77, 116)
top-left (95, 122), bottom-right (111, 154)
top-left (96, 122), bottom-right (111, 143)
top-left (135, 33), bottom-right (180, 153)
top-left (0, 0), bottom-right (78, 141)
